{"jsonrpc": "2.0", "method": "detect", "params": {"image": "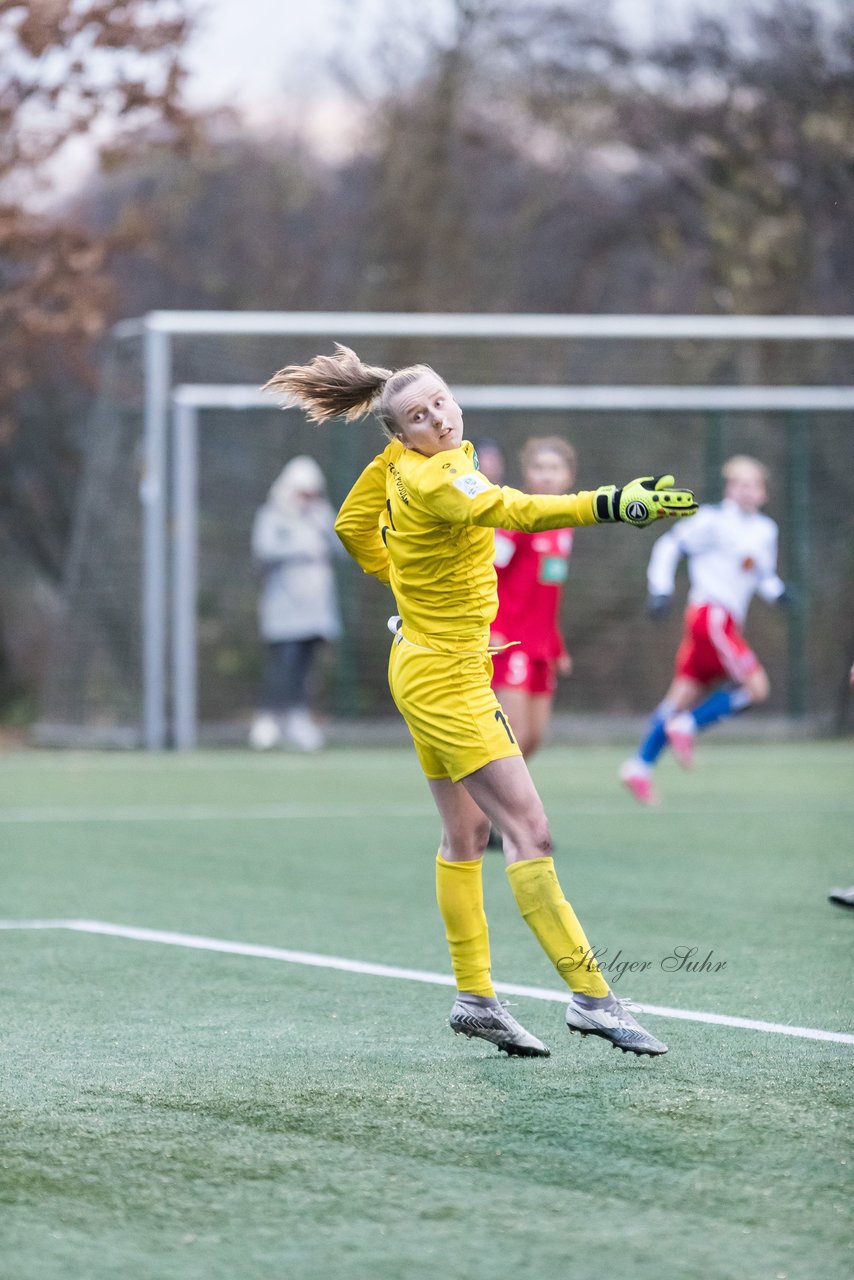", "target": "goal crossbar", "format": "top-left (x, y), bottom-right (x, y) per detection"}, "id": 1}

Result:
top-left (173, 384), bottom-right (854, 412)
top-left (123, 311), bottom-right (854, 340)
